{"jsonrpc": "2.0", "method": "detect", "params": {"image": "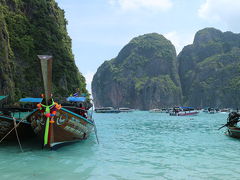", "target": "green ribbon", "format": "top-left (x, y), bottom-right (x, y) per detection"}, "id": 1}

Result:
top-left (41, 101), bottom-right (55, 146)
